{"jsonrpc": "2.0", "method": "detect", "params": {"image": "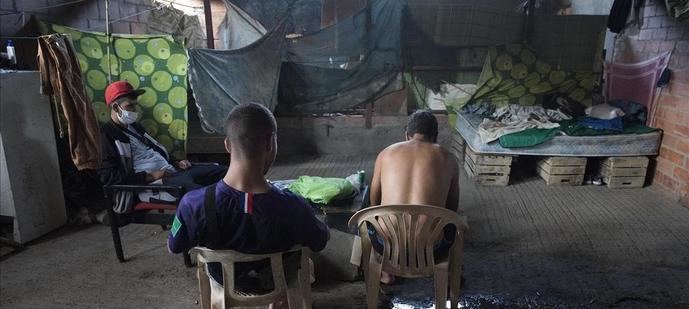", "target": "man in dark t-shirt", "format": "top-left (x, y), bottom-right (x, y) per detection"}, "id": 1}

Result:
top-left (168, 103), bottom-right (329, 306)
